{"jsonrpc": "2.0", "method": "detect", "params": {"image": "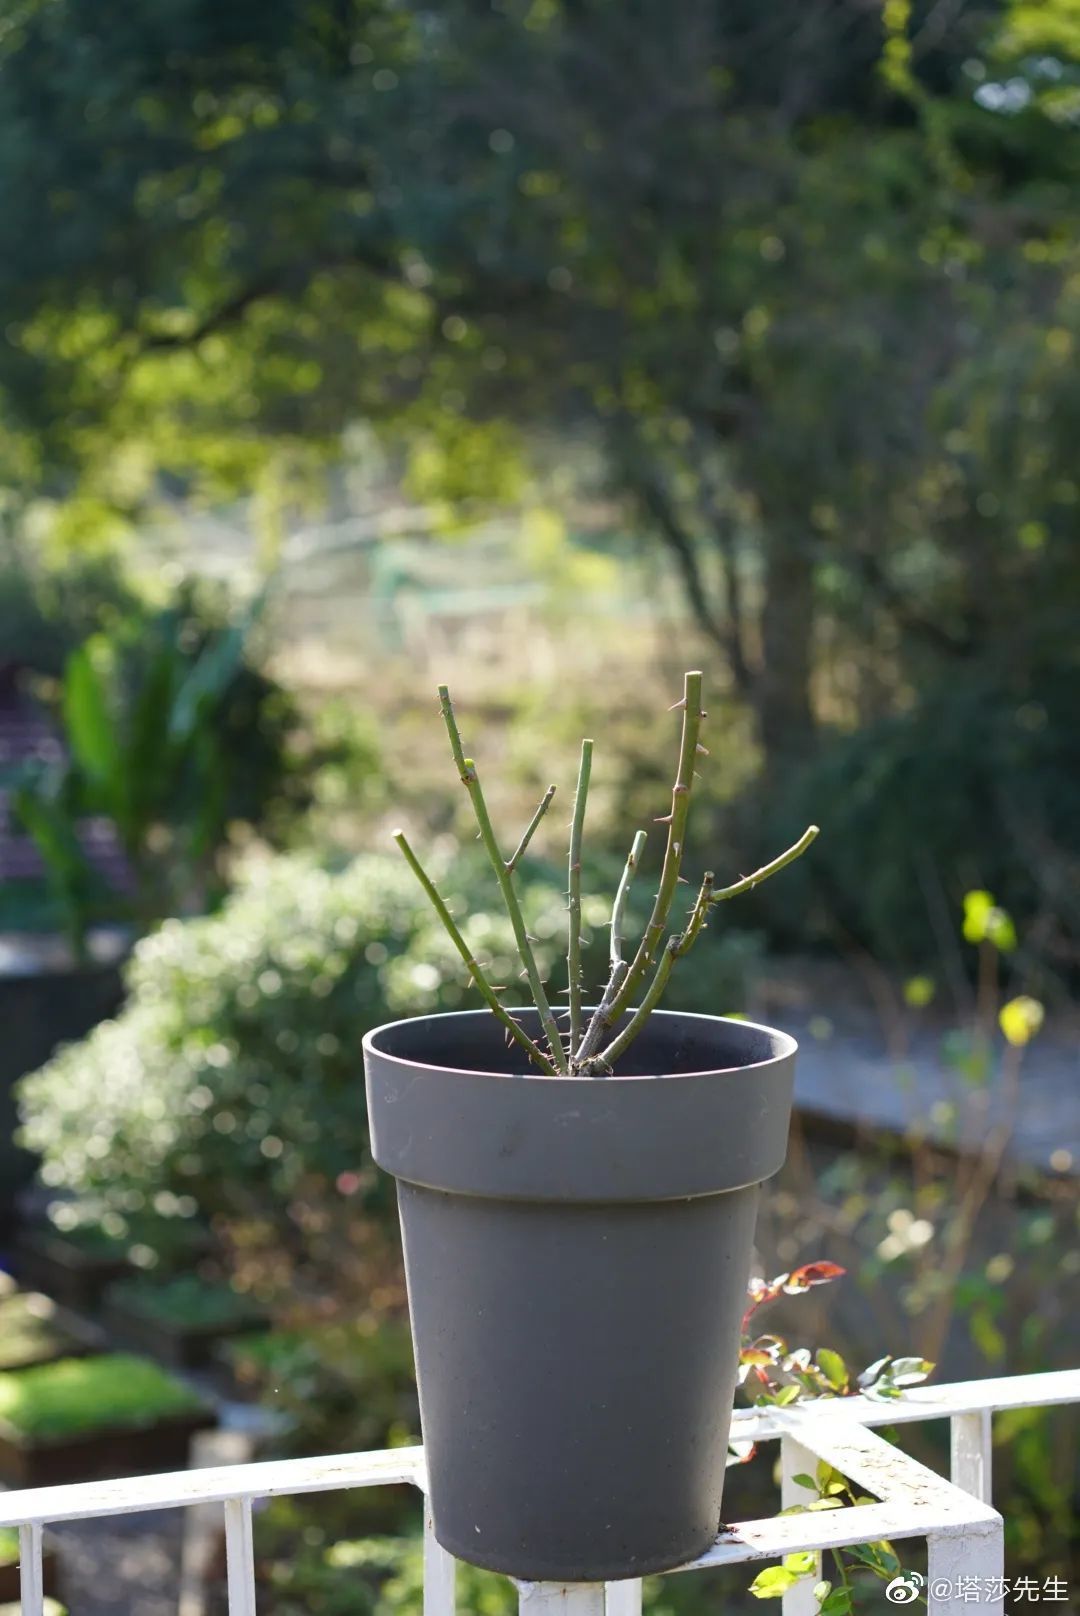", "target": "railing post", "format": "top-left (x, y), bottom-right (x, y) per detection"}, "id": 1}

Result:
top-left (518, 1583), bottom-right (606, 1616)
top-left (927, 1520), bottom-right (1004, 1615)
top-left (604, 1579), bottom-right (642, 1616)
top-left (223, 1496), bottom-right (257, 1616)
top-left (950, 1410), bottom-right (992, 1502)
top-left (423, 1506), bottom-right (457, 1616)
top-left (18, 1521), bottom-right (43, 1616)
top-left (780, 1436), bottom-right (820, 1616)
